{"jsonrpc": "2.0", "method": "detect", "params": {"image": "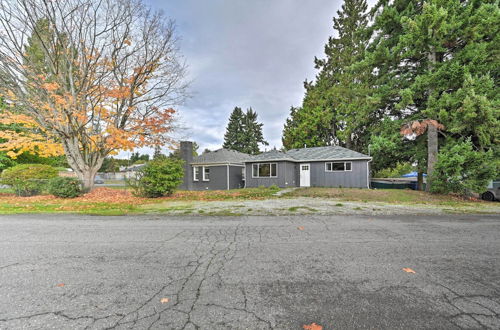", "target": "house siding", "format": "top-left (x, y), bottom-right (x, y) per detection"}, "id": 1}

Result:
top-left (245, 161), bottom-right (298, 188)
top-left (191, 165), bottom-right (228, 191)
top-left (309, 160), bottom-right (369, 188)
top-left (245, 160), bottom-right (370, 189)
top-left (228, 166), bottom-right (245, 189)
top-left (187, 165), bottom-right (244, 190)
